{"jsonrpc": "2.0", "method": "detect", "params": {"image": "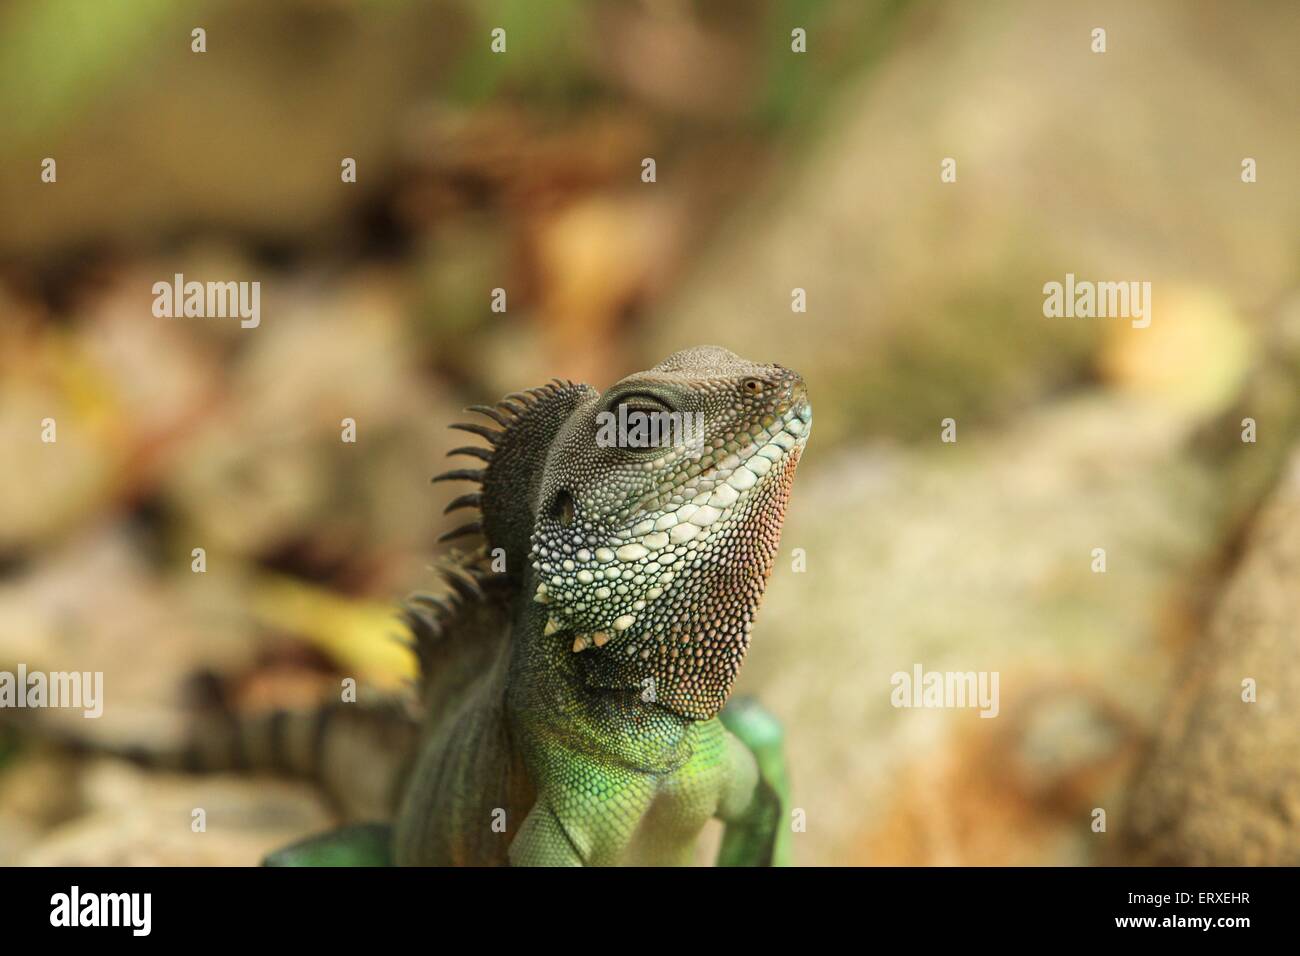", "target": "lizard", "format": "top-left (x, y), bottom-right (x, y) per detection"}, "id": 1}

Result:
top-left (7, 345), bottom-right (810, 866)
top-left (383, 344), bottom-right (811, 866)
